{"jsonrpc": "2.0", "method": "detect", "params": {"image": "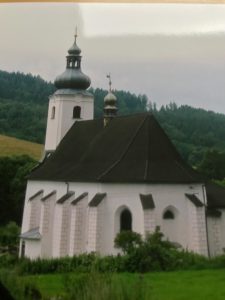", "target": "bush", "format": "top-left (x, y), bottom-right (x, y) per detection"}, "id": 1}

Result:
top-left (114, 227), bottom-right (211, 273)
top-left (9, 228), bottom-right (225, 276)
top-left (114, 231), bottom-right (142, 254)
top-left (0, 253), bottom-right (18, 269)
